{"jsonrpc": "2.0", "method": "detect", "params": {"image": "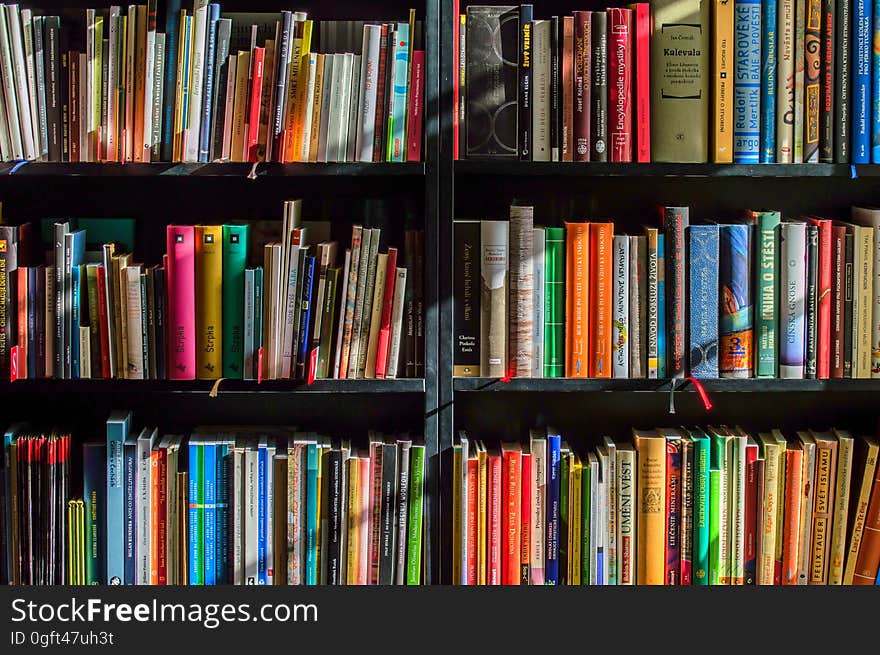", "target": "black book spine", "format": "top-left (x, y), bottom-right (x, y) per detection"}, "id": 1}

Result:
top-left (805, 225), bottom-right (819, 378)
top-left (843, 231), bottom-right (854, 377)
top-left (404, 230), bottom-right (416, 378)
top-left (835, 0), bottom-right (850, 162)
top-left (414, 230), bottom-right (424, 378)
top-left (146, 270), bottom-right (157, 379)
top-left (378, 442), bottom-right (398, 585)
top-left (44, 16), bottom-right (62, 162)
top-left (819, 0), bottom-right (835, 162)
top-left (154, 267), bottom-right (166, 380)
top-left (59, 21), bottom-right (70, 162)
top-left (0, 226), bottom-right (17, 379)
top-left (591, 12), bottom-right (608, 162)
top-left (27, 267), bottom-right (37, 379)
top-left (663, 207), bottom-right (689, 378)
top-left (139, 273), bottom-right (149, 380)
top-left (210, 19), bottom-right (232, 162)
top-left (550, 16), bottom-right (560, 161)
top-left (327, 449), bottom-right (342, 584)
top-left (518, 4), bottom-right (533, 160)
top-left (453, 221), bottom-right (480, 376)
